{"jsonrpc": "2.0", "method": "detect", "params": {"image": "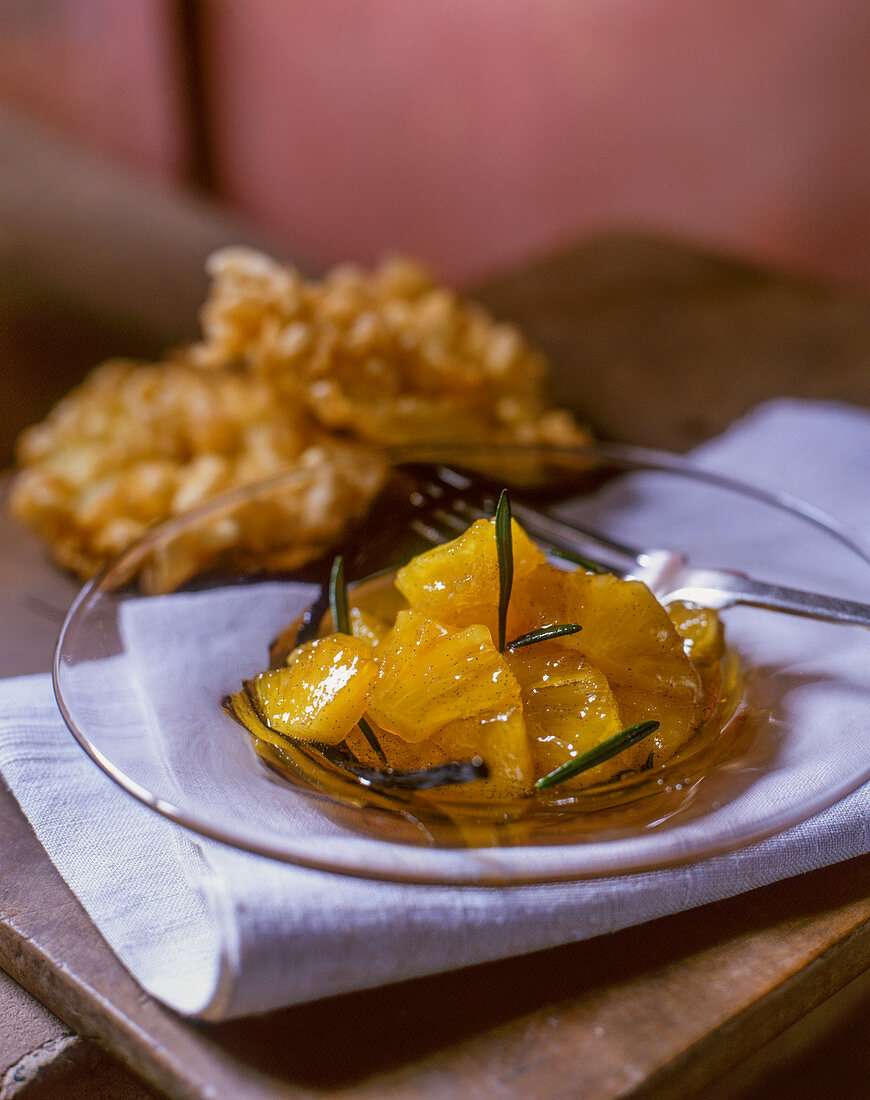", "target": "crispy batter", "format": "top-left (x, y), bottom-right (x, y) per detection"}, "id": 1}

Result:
top-left (11, 249), bottom-right (588, 591)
